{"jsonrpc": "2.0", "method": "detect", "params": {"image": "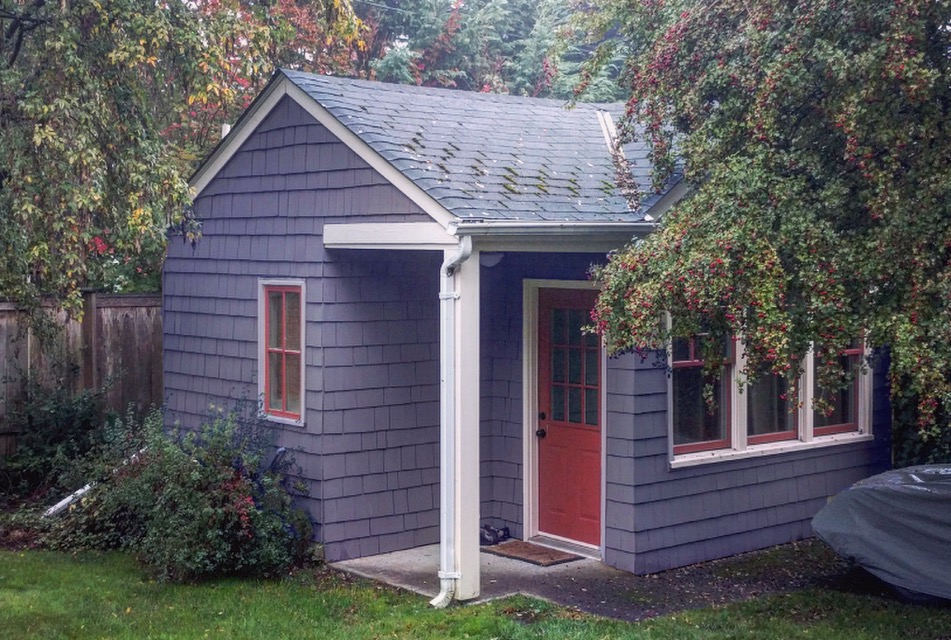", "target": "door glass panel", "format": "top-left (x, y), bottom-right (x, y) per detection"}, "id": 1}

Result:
top-left (552, 348), bottom-right (566, 383)
top-left (585, 388), bottom-right (599, 425)
top-left (585, 349), bottom-right (599, 385)
top-left (552, 385), bottom-right (566, 421)
top-left (568, 309), bottom-right (583, 345)
top-left (552, 309), bottom-right (566, 345)
top-left (568, 349), bottom-right (582, 384)
top-left (568, 387), bottom-right (582, 423)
